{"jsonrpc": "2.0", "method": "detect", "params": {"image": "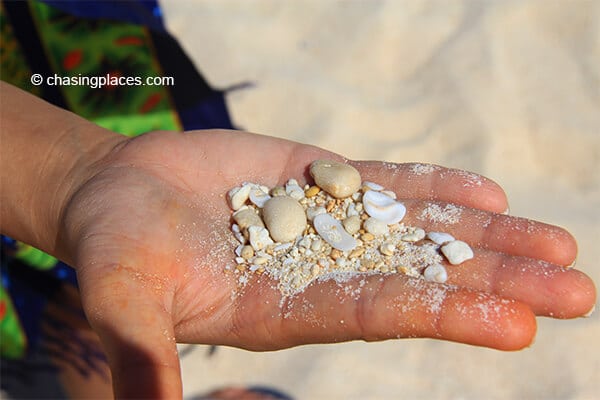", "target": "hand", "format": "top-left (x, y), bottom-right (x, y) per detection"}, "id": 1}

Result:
top-left (57, 129), bottom-right (595, 398)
